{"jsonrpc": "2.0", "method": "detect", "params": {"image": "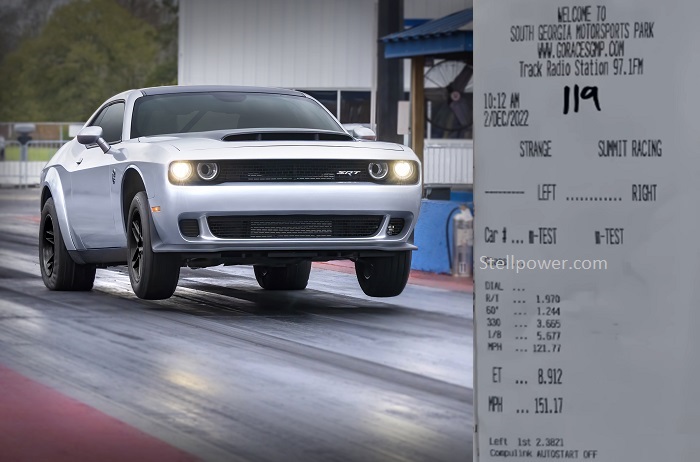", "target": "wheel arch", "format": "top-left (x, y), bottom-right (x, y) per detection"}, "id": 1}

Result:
top-left (121, 167), bottom-right (147, 232)
top-left (120, 164), bottom-right (169, 253)
top-left (40, 184), bottom-right (52, 210)
top-left (41, 167), bottom-right (79, 252)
